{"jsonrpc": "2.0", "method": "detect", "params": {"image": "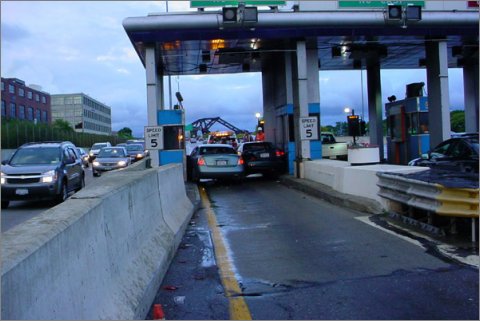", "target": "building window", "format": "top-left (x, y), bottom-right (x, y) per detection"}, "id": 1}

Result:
top-left (1, 100), bottom-right (6, 116)
top-left (42, 110), bottom-right (47, 122)
top-left (1, 81), bottom-right (4, 91)
top-left (19, 105), bottom-right (25, 119)
top-left (41, 96), bottom-right (47, 104)
top-left (27, 91), bottom-right (33, 99)
top-left (10, 103), bottom-right (16, 119)
top-left (35, 109), bottom-right (41, 121)
top-left (9, 84), bottom-right (15, 94)
top-left (27, 107), bottom-right (34, 120)
top-left (35, 93), bottom-right (40, 102)
top-left (19, 87), bottom-right (25, 97)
